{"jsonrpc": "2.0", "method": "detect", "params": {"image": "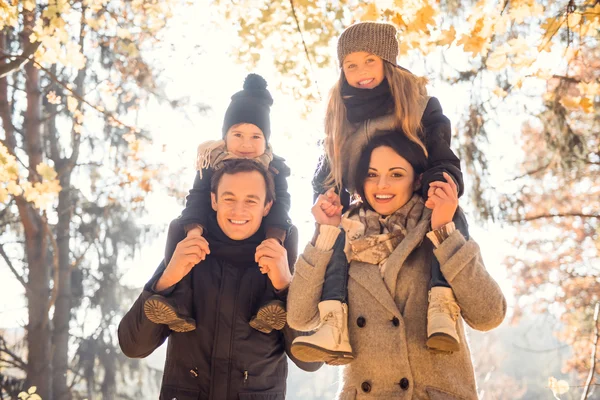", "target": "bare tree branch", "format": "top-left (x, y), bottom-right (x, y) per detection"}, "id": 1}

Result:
top-left (5, 53), bottom-right (141, 134)
top-left (581, 302), bottom-right (600, 400)
top-left (0, 242), bottom-right (28, 293)
top-left (508, 212), bottom-right (600, 223)
top-left (0, 42), bottom-right (41, 78)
